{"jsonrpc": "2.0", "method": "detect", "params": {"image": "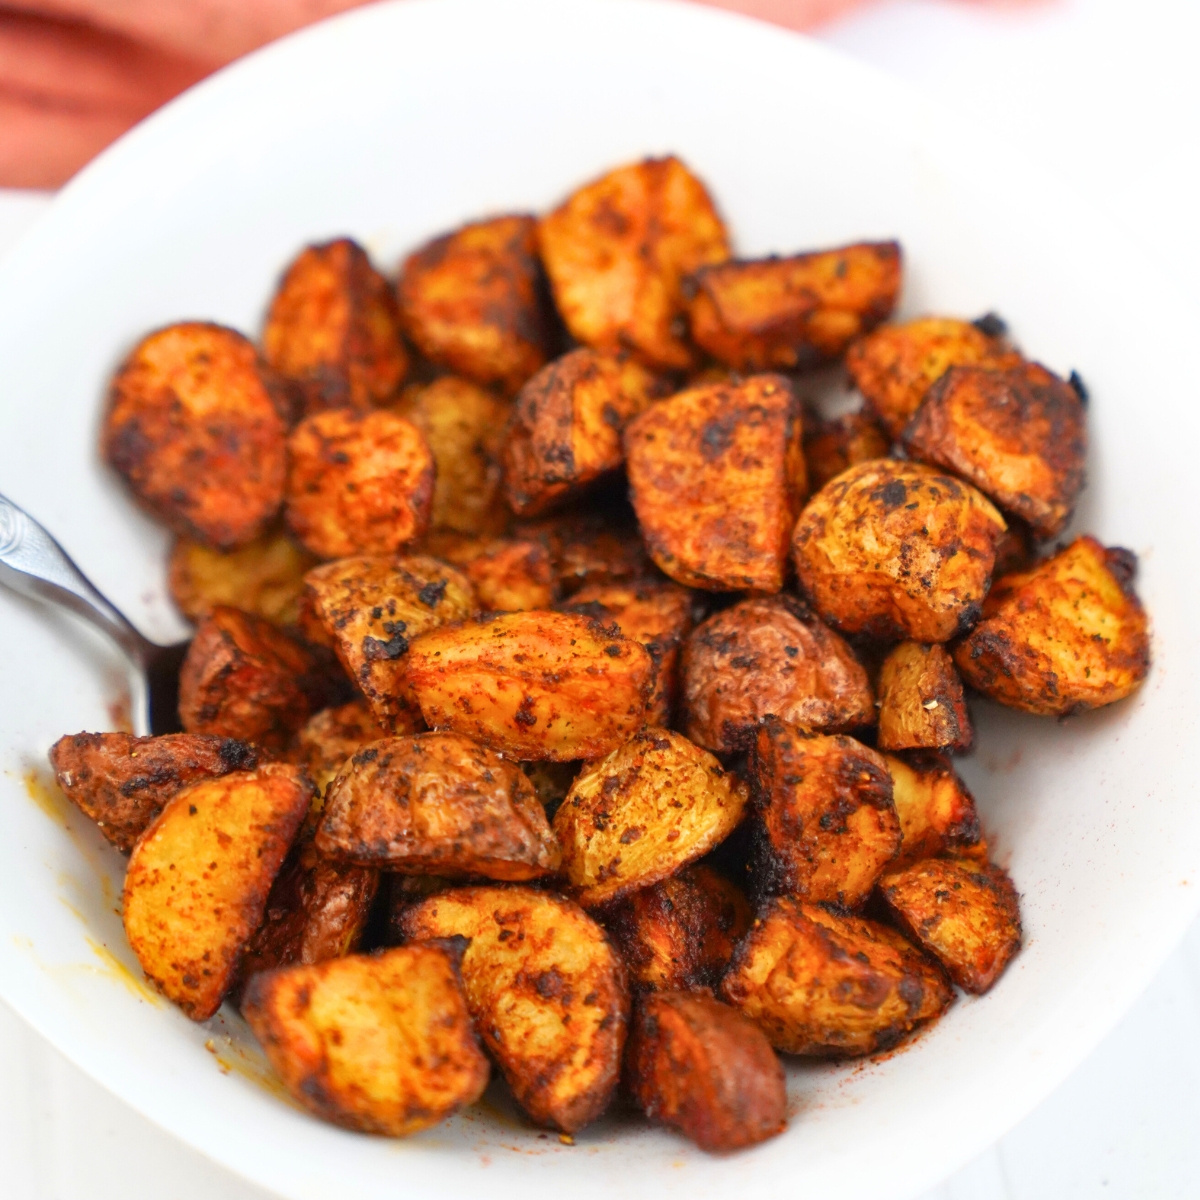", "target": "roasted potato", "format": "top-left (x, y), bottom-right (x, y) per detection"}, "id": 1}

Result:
top-left (792, 458), bottom-right (1007, 642)
top-left (902, 361), bottom-right (1086, 539)
top-left (288, 699), bottom-right (392, 795)
top-left (515, 507), bottom-right (653, 595)
top-left (538, 156), bottom-right (730, 371)
top-left (553, 728), bottom-right (747, 908)
top-left (720, 896), bottom-right (953, 1056)
top-left (686, 242), bottom-right (901, 371)
top-left (316, 733), bottom-right (560, 880)
top-left (285, 408), bottom-right (435, 559)
top-left (405, 610), bottom-right (653, 761)
top-left (624, 375), bottom-right (806, 592)
top-left (992, 518), bottom-right (1035, 577)
top-left (102, 322), bottom-right (289, 547)
top-left (423, 531), bottom-right (556, 611)
top-left (953, 536), bottom-right (1150, 715)
top-left (520, 759), bottom-right (580, 813)
top-left (878, 858), bottom-right (1022, 993)
top-left (242, 944), bottom-right (488, 1135)
top-left (803, 409), bottom-right (892, 492)
top-left (748, 719), bottom-right (900, 908)
top-left (876, 642), bottom-right (972, 752)
top-left (262, 238), bottom-right (408, 414)
top-left (681, 595), bottom-right (874, 753)
top-left (48, 731), bottom-right (258, 852)
top-left (123, 762), bottom-right (313, 1019)
top-left (398, 885), bottom-right (629, 1132)
top-left (396, 214), bottom-right (552, 393)
top-left (625, 991), bottom-right (787, 1153)
top-left (883, 751), bottom-right (985, 867)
